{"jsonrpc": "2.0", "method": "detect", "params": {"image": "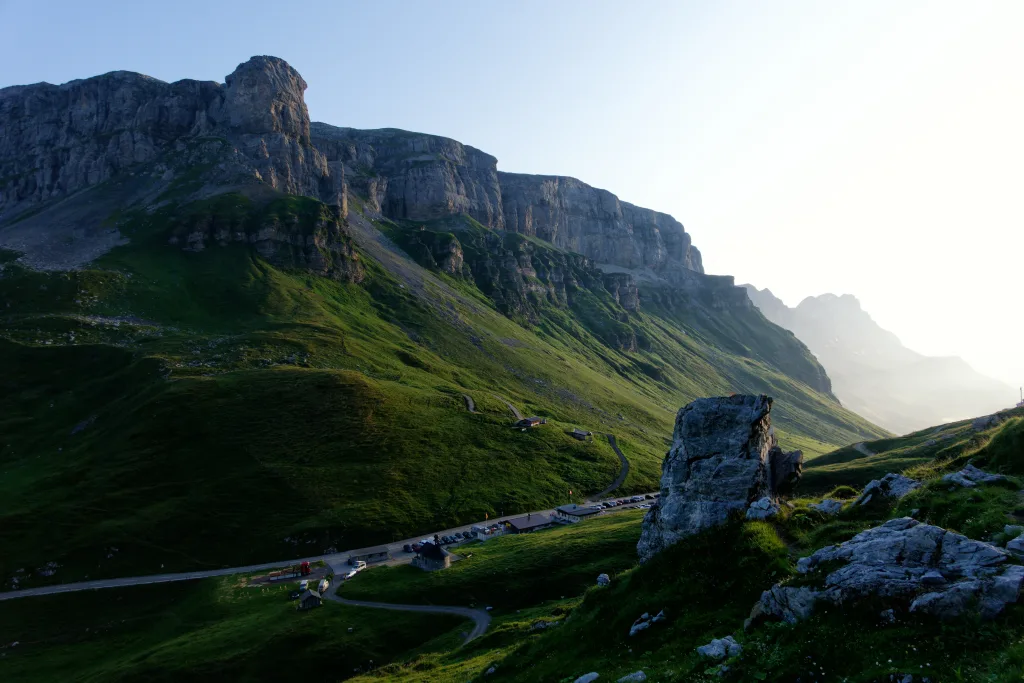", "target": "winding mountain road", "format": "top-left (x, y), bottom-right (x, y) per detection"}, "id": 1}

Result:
top-left (327, 592), bottom-right (491, 646)
top-left (492, 394), bottom-right (524, 420)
